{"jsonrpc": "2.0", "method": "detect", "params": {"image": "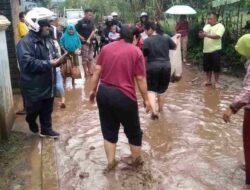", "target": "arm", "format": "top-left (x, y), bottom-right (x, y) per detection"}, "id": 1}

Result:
top-left (175, 22), bottom-right (180, 32)
top-left (223, 68), bottom-right (250, 122)
top-left (89, 64), bottom-right (102, 103)
top-left (230, 85), bottom-right (250, 114)
top-left (78, 33), bottom-right (86, 43)
top-left (169, 37), bottom-right (177, 50)
top-left (204, 24), bottom-right (225, 39)
top-left (16, 39), bottom-right (52, 73)
top-left (204, 33), bottom-right (221, 39)
top-left (135, 75), bottom-right (148, 101)
top-left (135, 75), bottom-right (151, 113)
top-left (87, 30), bottom-right (95, 43)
